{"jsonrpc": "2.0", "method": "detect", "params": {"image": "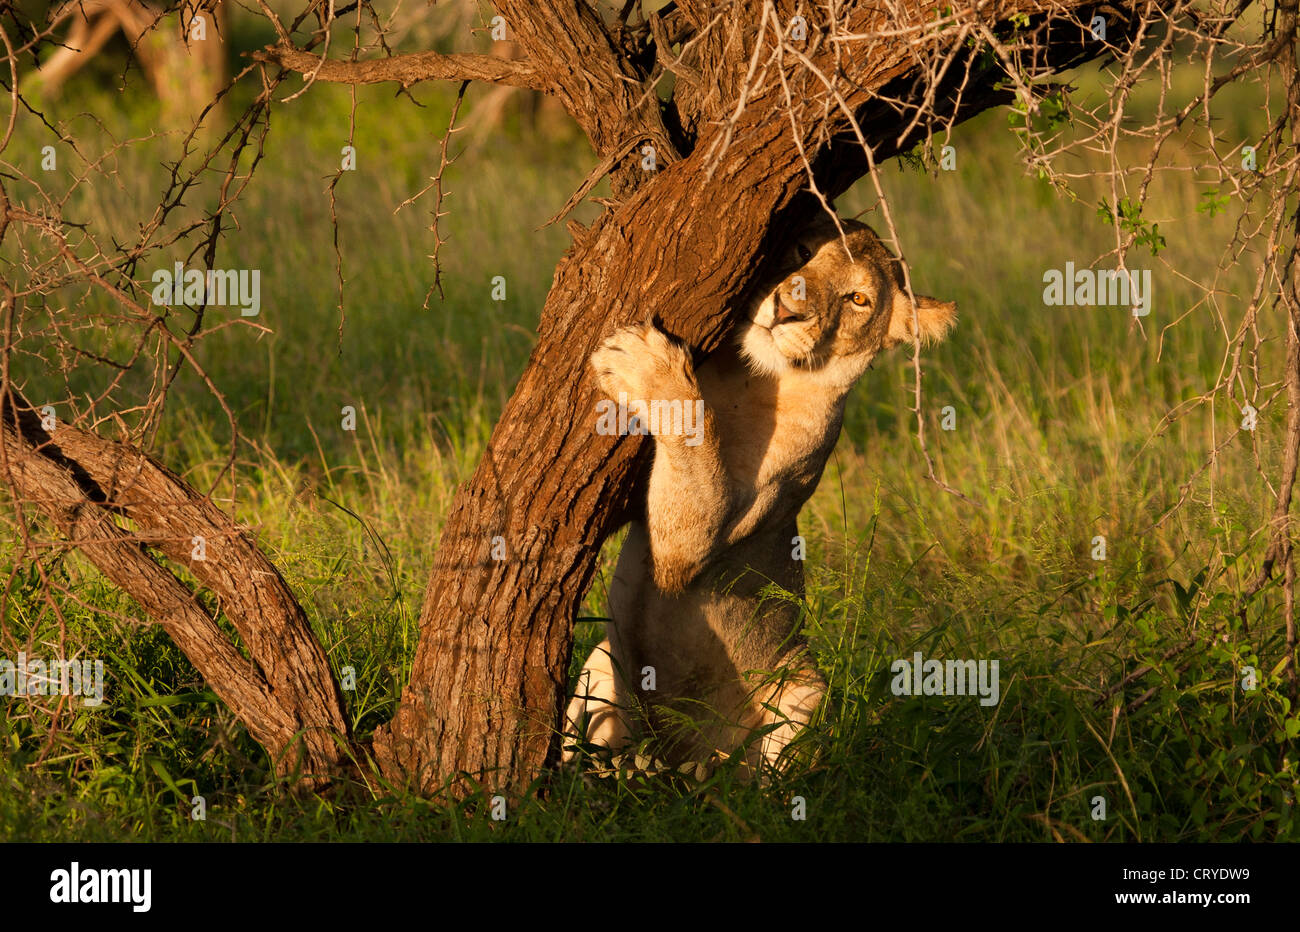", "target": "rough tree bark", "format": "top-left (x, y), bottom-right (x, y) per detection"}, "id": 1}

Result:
top-left (2, 0), bottom-right (1155, 796)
